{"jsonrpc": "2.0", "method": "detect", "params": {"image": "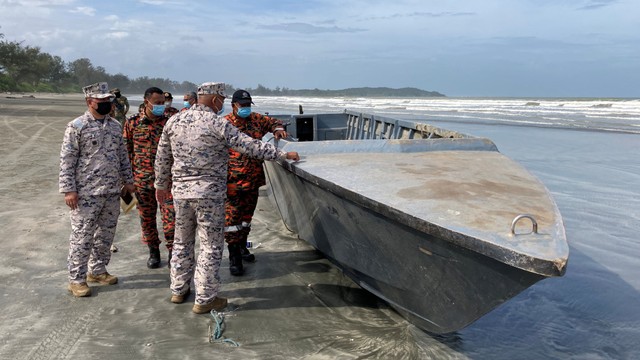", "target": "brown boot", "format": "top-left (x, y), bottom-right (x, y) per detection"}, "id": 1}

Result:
top-left (192, 297), bottom-right (228, 314)
top-left (87, 272), bottom-right (118, 285)
top-left (170, 287), bottom-right (190, 304)
top-left (68, 282), bottom-right (92, 297)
